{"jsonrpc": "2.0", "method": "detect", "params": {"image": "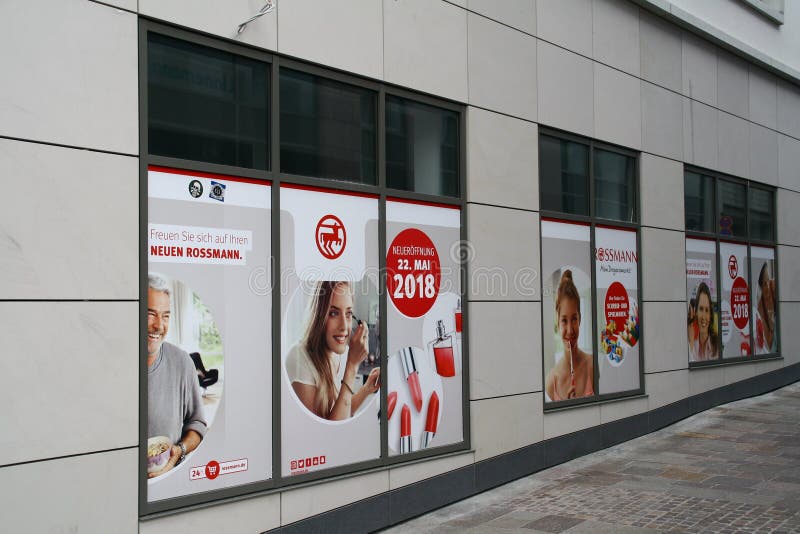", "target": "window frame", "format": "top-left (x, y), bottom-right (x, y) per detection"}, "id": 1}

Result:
top-left (139, 20), bottom-right (468, 517)
top-left (538, 129), bottom-right (645, 411)
top-left (684, 166), bottom-right (780, 369)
